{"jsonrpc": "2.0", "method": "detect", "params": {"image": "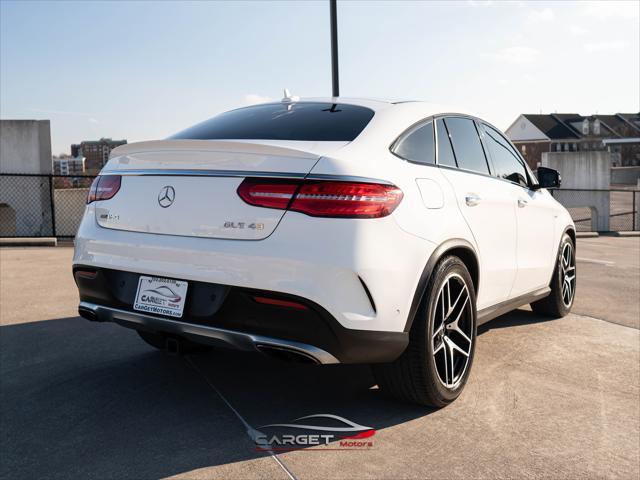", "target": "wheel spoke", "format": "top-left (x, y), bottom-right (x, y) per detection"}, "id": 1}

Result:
top-left (448, 284), bottom-right (466, 315)
top-left (450, 294), bottom-right (469, 326)
top-left (445, 335), bottom-right (470, 358)
top-left (448, 340), bottom-right (456, 385)
top-left (442, 341), bottom-right (450, 386)
top-left (446, 294), bottom-right (471, 343)
top-left (432, 323), bottom-right (444, 340)
top-left (563, 276), bottom-right (572, 304)
top-left (449, 322), bottom-right (472, 344)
